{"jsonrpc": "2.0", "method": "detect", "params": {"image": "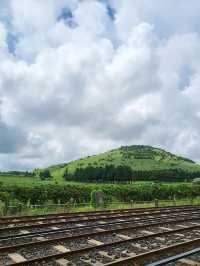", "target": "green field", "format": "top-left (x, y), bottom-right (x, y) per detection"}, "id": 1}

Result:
top-left (0, 174), bottom-right (192, 187)
top-left (0, 175), bottom-right (44, 186)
